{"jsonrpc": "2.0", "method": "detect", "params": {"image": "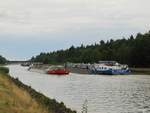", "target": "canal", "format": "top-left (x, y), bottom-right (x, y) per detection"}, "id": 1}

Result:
top-left (8, 65), bottom-right (150, 113)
